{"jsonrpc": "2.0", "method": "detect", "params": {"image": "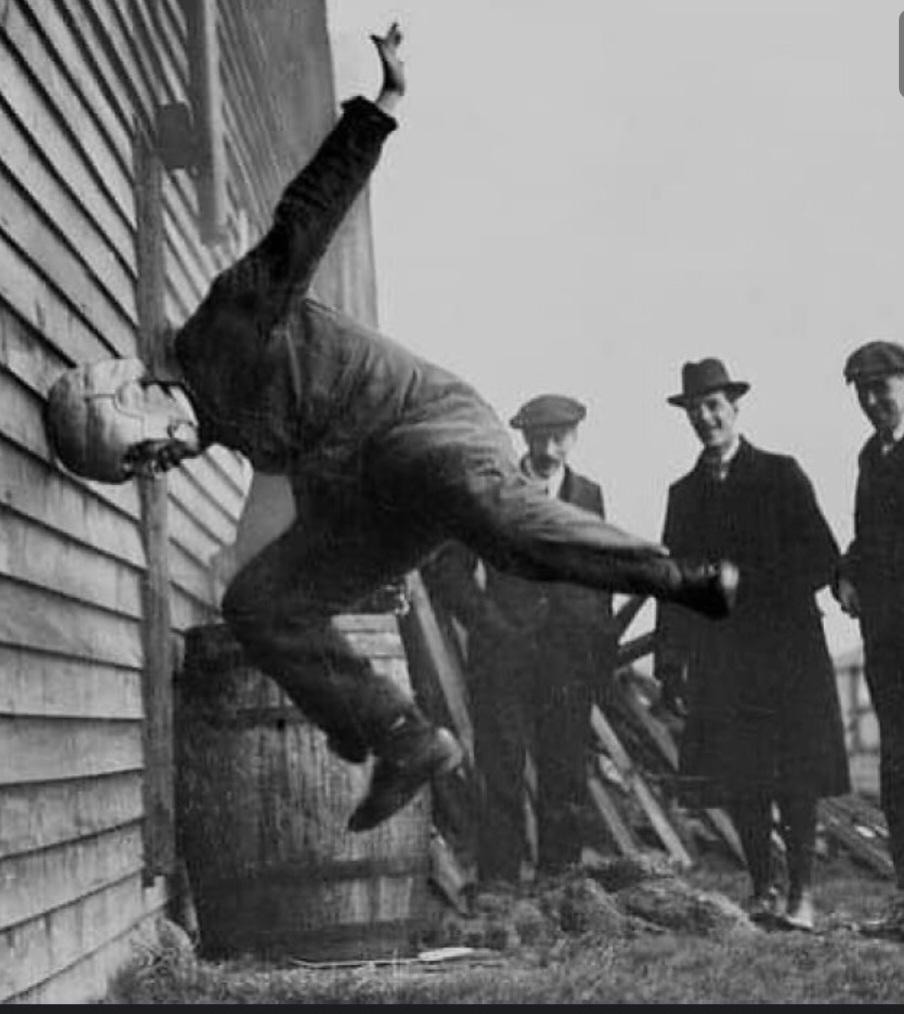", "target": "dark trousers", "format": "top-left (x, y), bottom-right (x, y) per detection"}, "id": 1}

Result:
top-left (473, 652), bottom-right (594, 882)
top-left (861, 629), bottom-right (904, 887)
top-left (222, 471), bottom-right (683, 765)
